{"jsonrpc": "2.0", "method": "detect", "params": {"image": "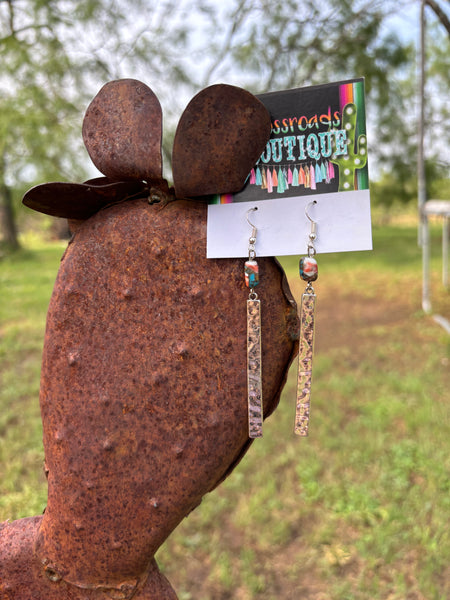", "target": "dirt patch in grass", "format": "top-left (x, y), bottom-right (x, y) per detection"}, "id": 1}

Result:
top-left (315, 288), bottom-right (413, 352)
